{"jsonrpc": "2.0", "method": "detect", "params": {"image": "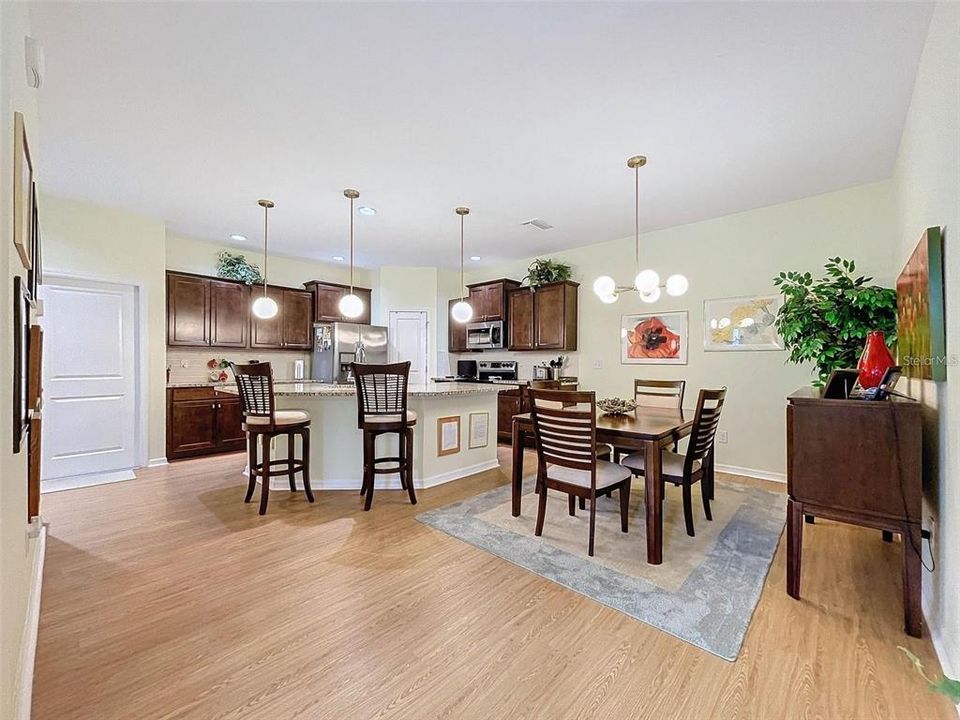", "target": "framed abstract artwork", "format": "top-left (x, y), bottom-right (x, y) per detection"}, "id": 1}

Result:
top-left (621, 312), bottom-right (688, 365)
top-left (703, 295), bottom-right (784, 351)
top-left (897, 227), bottom-right (947, 381)
top-left (13, 112), bottom-right (33, 270)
